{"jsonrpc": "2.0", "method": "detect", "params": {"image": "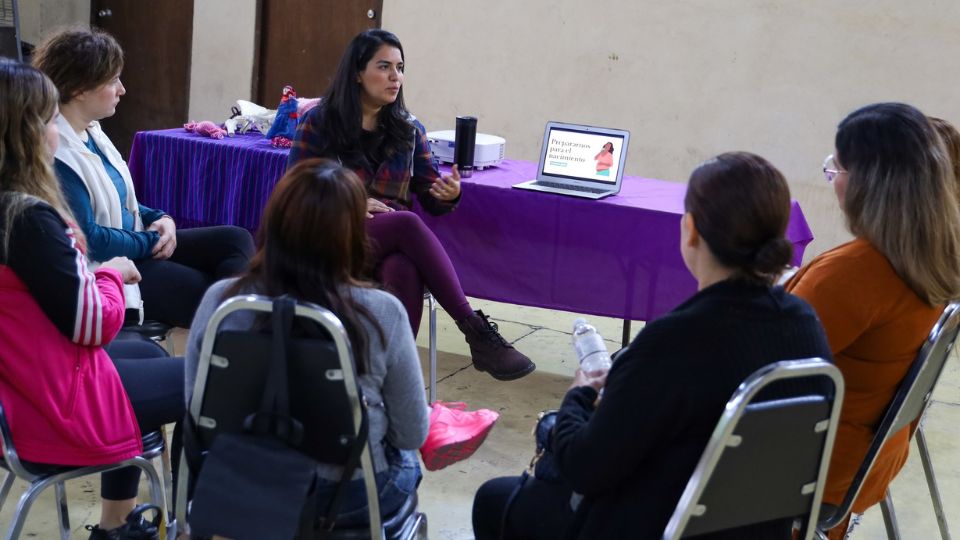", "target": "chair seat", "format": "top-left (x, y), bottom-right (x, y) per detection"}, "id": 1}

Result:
top-left (141, 430), bottom-right (166, 453)
top-left (120, 320), bottom-right (174, 339)
top-left (2, 431), bottom-right (165, 477)
top-left (324, 492), bottom-right (421, 539)
top-left (0, 457), bottom-right (71, 477)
